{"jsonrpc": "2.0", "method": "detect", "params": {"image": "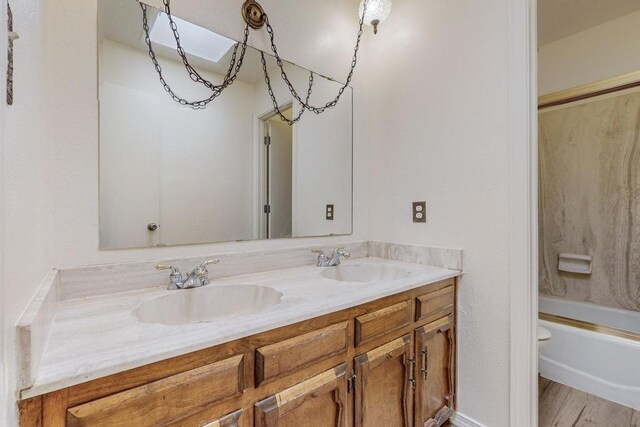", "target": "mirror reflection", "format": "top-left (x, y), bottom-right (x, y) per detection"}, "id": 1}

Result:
top-left (98, 0), bottom-right (353, 249)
